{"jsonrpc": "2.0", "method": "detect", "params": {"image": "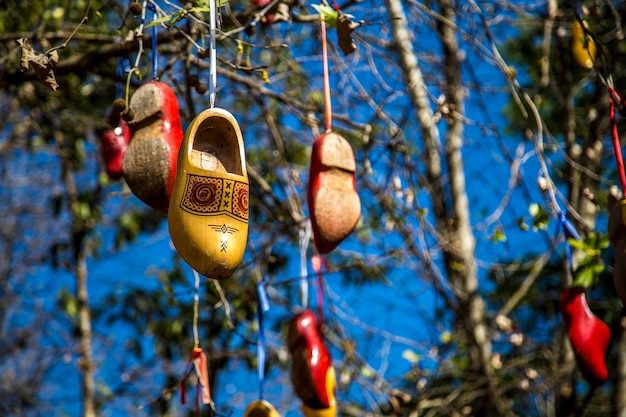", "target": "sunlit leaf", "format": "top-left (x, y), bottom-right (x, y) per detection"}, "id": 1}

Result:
top-left (312, 4), bottom-right (339, 28)
top-left (401, 349), bottom-right (421, 364)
